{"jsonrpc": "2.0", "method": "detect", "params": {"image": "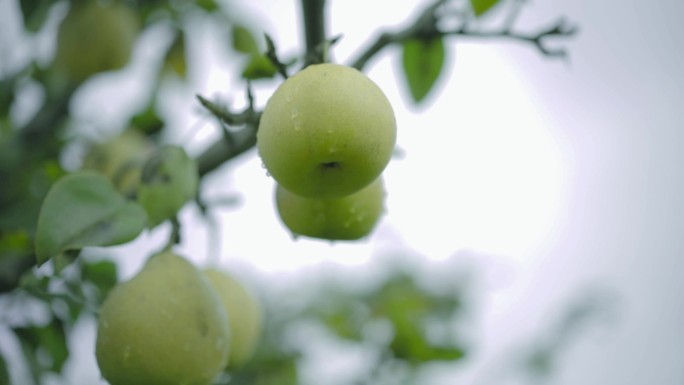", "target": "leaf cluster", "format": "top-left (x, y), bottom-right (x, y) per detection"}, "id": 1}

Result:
top-left (224, 263), bottom-right (469, 385)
